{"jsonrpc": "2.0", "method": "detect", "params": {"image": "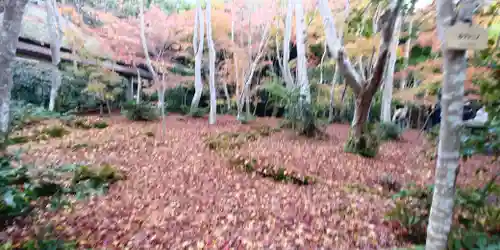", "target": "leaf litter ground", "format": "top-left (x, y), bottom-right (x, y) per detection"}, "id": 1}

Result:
top-left (4, 115), bottom-right (498, 249)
